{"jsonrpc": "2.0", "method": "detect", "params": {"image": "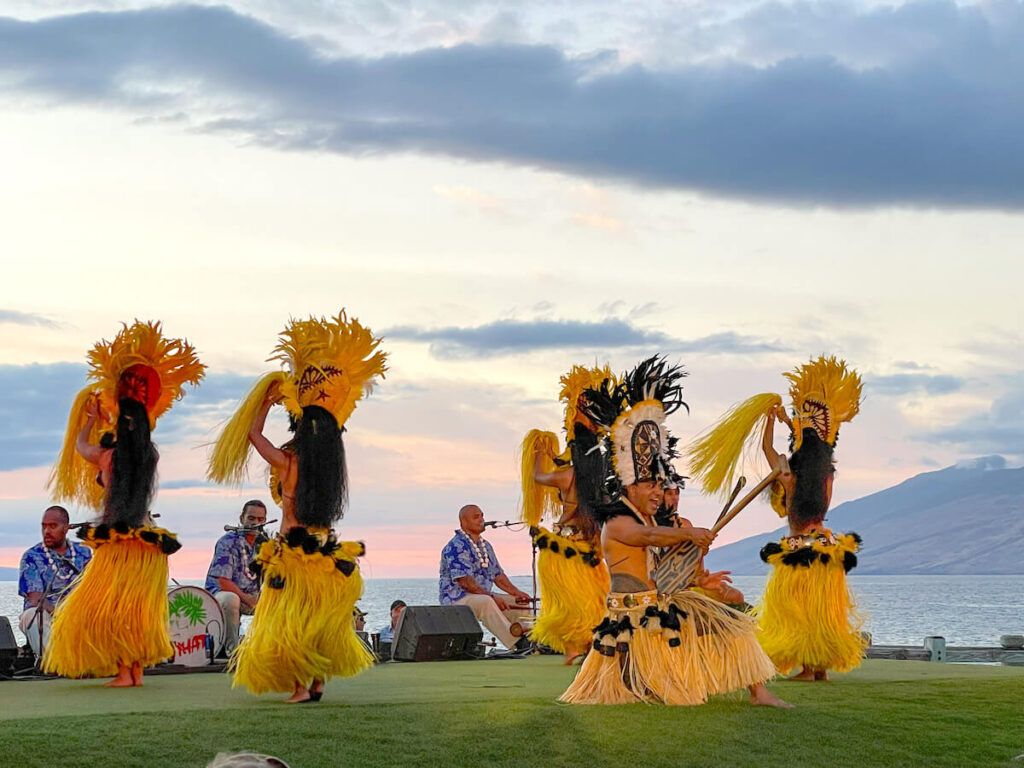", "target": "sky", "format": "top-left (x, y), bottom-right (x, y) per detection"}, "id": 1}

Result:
top-left (1, 0), bottom-right (1022, 579)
